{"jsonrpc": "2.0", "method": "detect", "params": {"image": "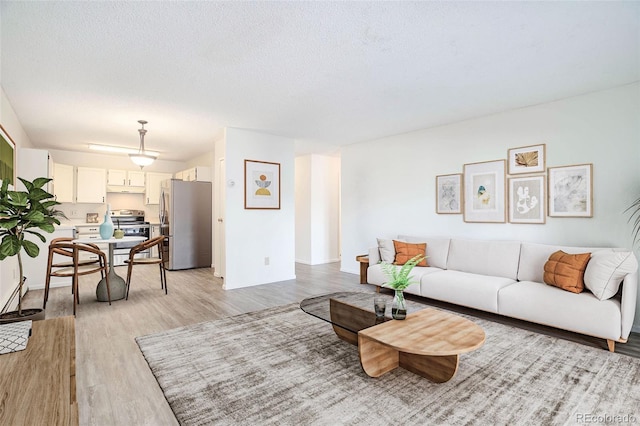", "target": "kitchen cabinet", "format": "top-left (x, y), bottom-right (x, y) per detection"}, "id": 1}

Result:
top-left (175, 166), bottom-right (211, 182)
top-left (145, 172), bottom-right (172, 205)
top-left (53, 163), bottom-right (74, 203)
top-left (76, 167), bottom-right (106, 203)
top-left (150, 223), bottom-right (161, 257)
top-left (17, 148), bottom-right (53, 192)
top-left (74, 225), bottom-right (108, 261)
top-left (107, 169), bottom-right (145, 192)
